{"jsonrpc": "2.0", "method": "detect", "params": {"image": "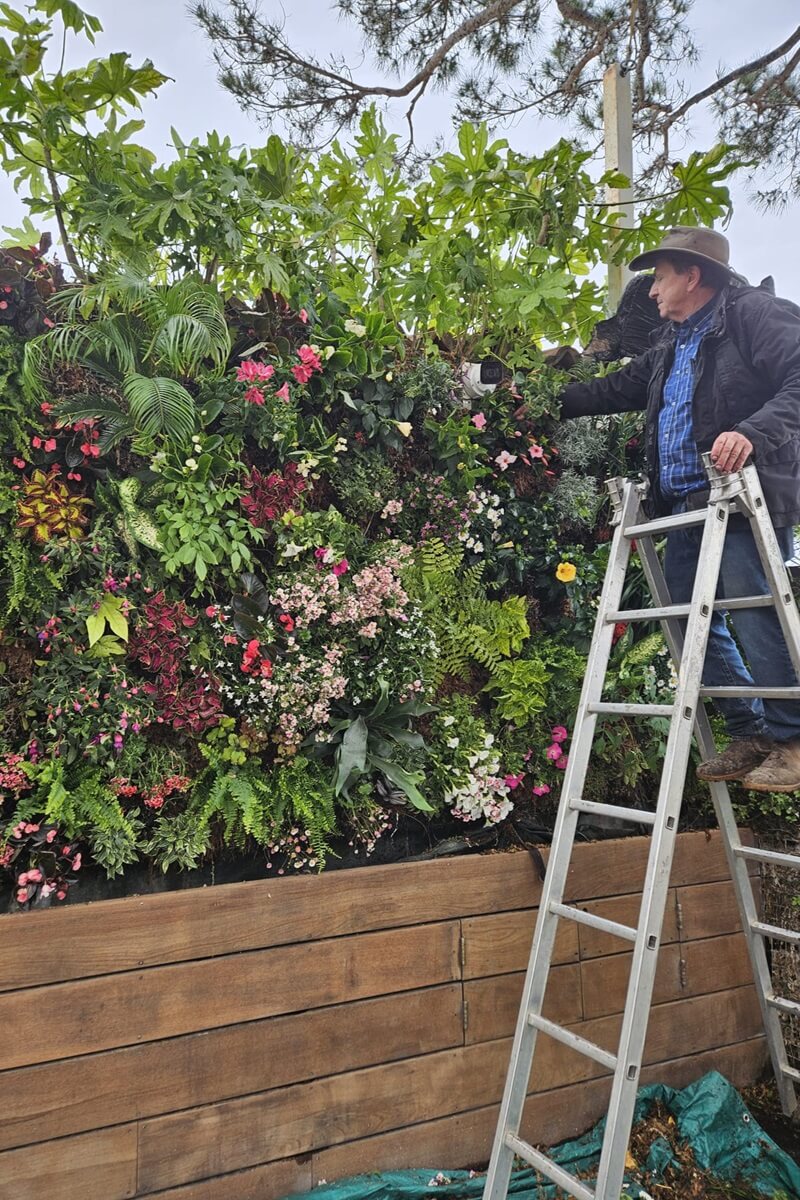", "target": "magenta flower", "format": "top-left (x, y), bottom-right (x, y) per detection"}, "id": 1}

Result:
top-left (299, 308), bottom-right (309, 323)
top-left (236, 360), bottom-right (274, 383)
top-left (471, 412), bottom-right (487, 430)
top-left (555, 754), bottom-right (569, 770)
top-left (551, 725), bottom-right (568, 743)
top-left (545, 743), bottom-right (562, 761)
top-left (503, 773), bottom-right (525, 790)
top-left (275, 382), bottom-right (291, 403)
top-left (332, 558), bottom-right (349, 576)
top-left (532, 784), bottom-right (551, 796)
top-left (244, 386), bottom-right (265, 406)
